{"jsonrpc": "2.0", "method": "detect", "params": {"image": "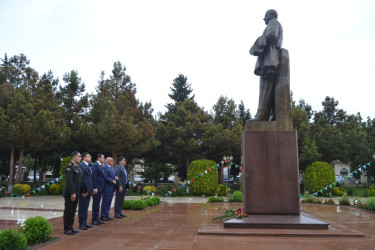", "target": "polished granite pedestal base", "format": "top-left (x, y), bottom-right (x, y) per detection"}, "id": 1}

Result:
top-left (223, 212), bottom-right (328, 229)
